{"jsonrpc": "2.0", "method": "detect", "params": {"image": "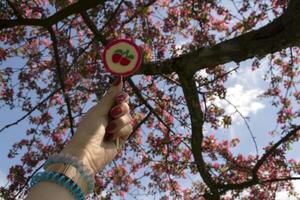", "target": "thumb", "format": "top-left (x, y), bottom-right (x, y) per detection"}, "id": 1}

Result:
top-left (97, 77), bottom-right (123, 114)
